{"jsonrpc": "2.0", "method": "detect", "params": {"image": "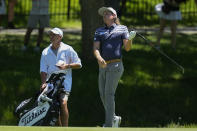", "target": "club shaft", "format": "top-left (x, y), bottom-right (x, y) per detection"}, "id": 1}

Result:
top-left (136, 32), bottom-right (184, 74)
